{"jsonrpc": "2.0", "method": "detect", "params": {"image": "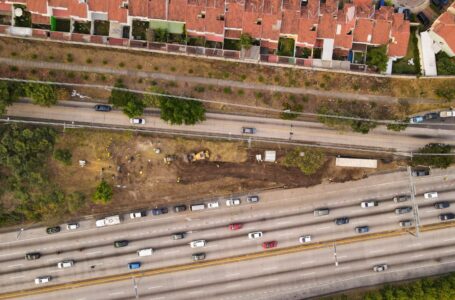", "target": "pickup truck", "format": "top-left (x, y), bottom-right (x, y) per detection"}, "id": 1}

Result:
top-left (96, 215), bottom-right (121, 227)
